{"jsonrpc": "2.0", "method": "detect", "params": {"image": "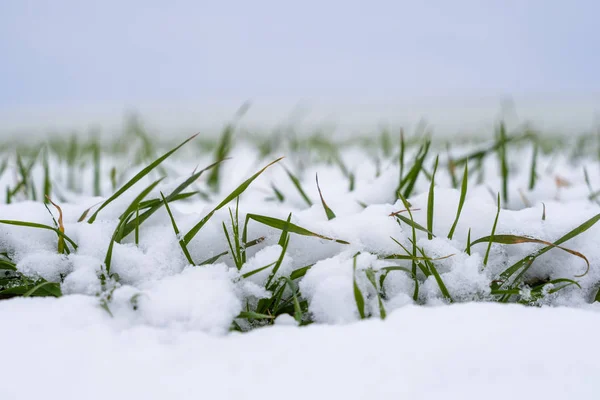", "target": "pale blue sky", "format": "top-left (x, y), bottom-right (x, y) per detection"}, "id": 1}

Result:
top-left (0, 1), bottom-right (598, 132)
